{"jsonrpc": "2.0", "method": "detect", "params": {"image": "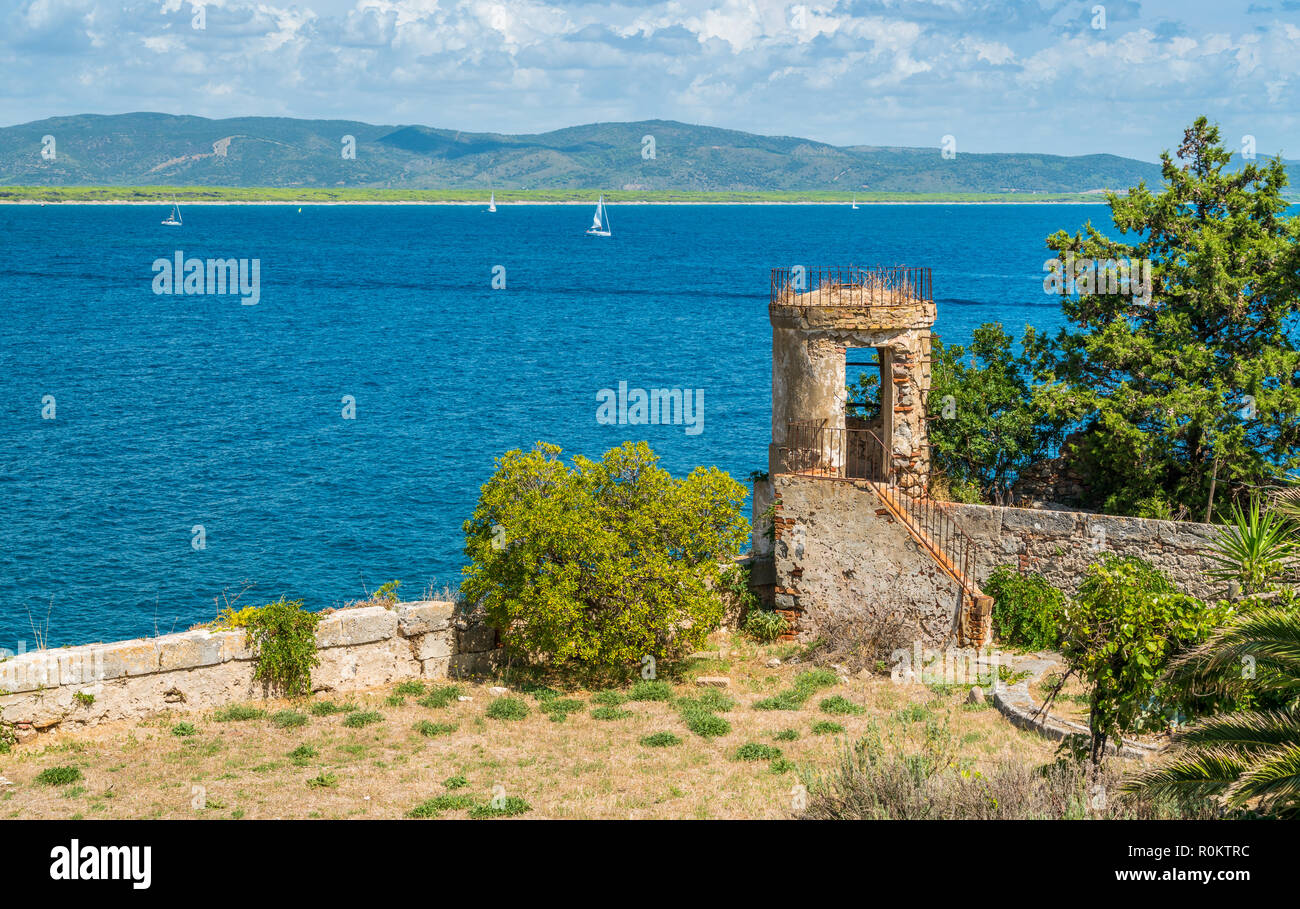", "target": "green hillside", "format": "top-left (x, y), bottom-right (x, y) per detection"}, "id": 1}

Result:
top-left (0, 113), bottom-right (1177, 194)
